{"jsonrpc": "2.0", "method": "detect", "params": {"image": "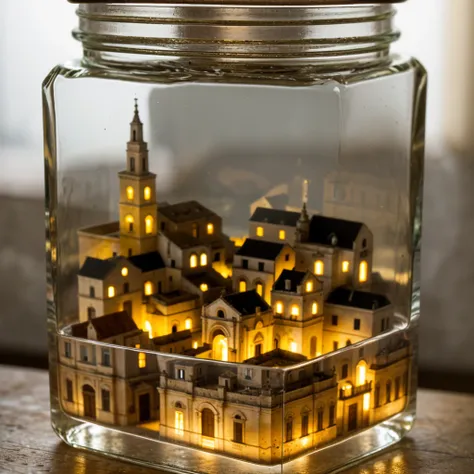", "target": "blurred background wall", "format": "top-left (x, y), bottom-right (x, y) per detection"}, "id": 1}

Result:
top-left (2, 0), bottom-right (473, 390)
